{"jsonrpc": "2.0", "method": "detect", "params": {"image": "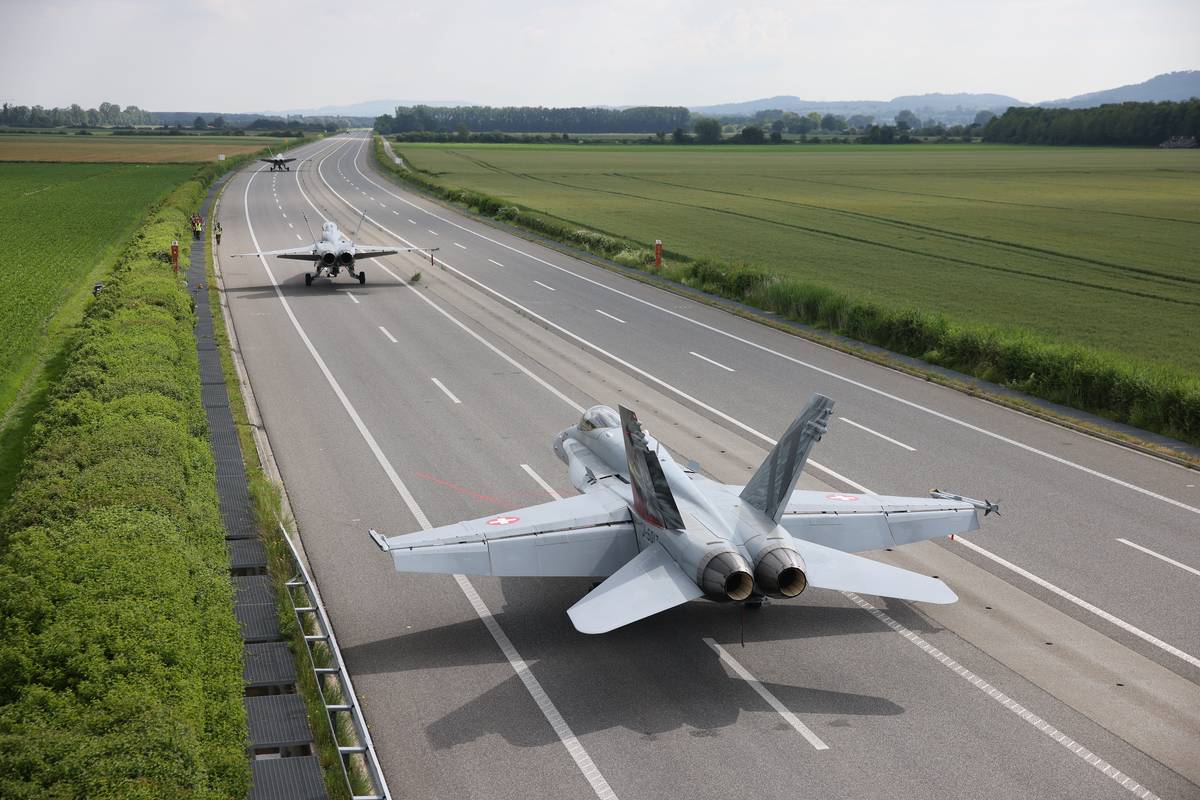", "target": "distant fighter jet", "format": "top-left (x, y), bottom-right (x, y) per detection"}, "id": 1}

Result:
top-left (371, 395), bottom-right (999, 634)
top-left (235, 216), bottom-right (400, 285)
top-left (261, 147), bottom-right (297, 171)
